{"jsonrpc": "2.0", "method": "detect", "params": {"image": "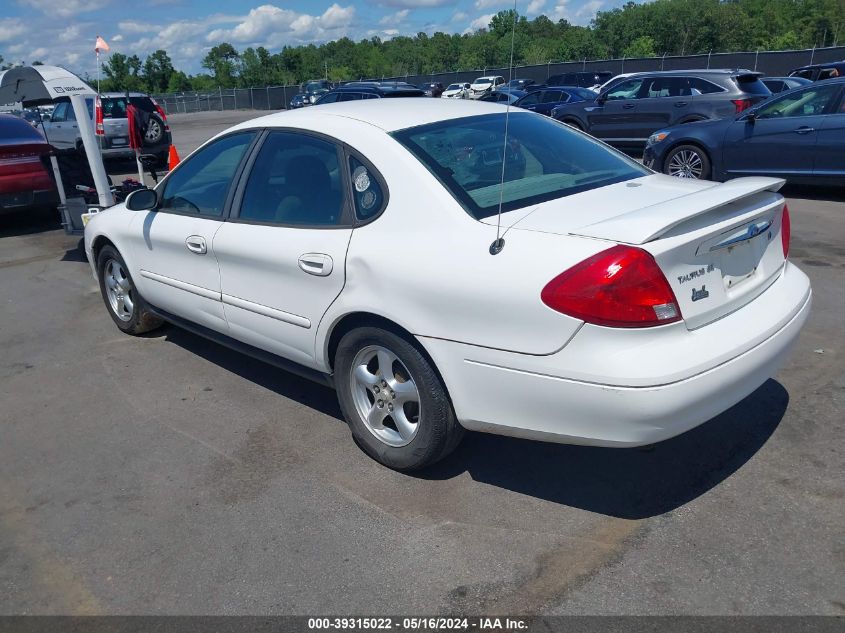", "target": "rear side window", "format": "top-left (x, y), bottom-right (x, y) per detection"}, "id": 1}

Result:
top-left (349, 155), bottom-right (385, 221)
top-left (690, 78), bottom-right (725, 94)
